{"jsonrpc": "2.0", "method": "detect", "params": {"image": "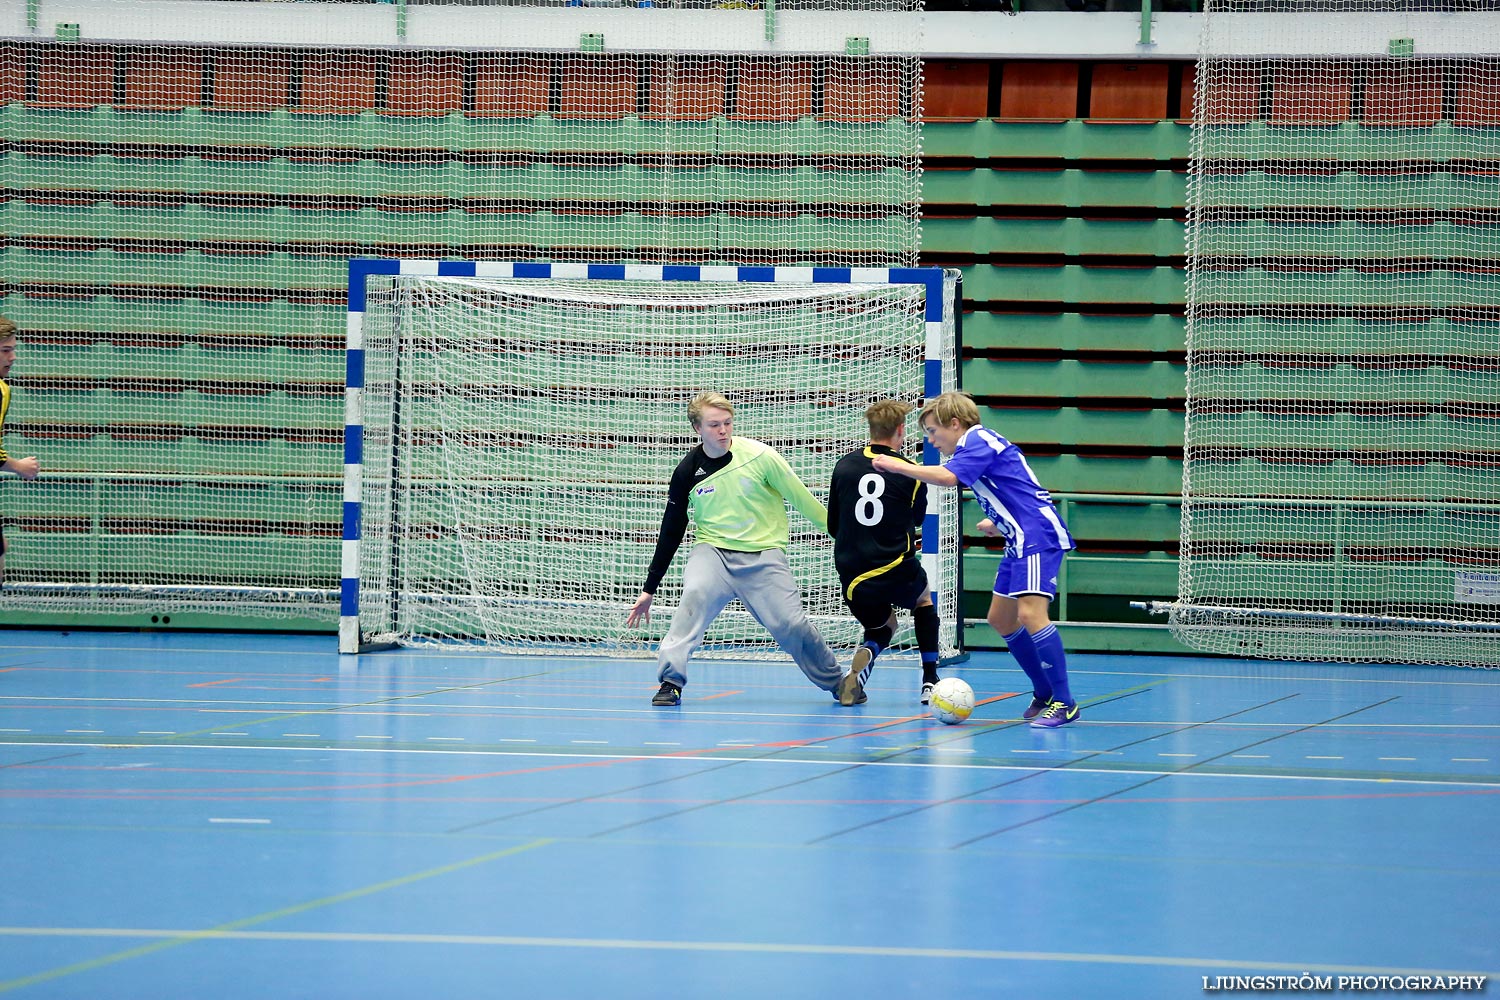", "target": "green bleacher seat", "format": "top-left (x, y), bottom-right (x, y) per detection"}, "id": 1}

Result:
top-left (961, 312), bottom-right (1186, 353)
top-left (1188, 456), bottom-right (1453, 502)
top-left (13, 248), bottom-right (114, 287)
top-left (11, 152), bottom-right (108, 194)
top-left (111, 108), bottom-right (206, 148)
top-left (5, 107), bottom-right (109, 144)
top-left (552, 116), bottom-right (648, 156)
top-left (963, 551), bottom-right (1179, 596)
top-left (457, 114), bottom-right (560, 155)
top-left (977, 406), bottom-right (1182, 449)
top-left (461, 207), bottom-right (554, 248)
top-left (272, 112), bottom-right (366, 150)
top-left (957, 264), bottom-right (1185, 304)
top-left (922, 120), bottom-right (1188, 162)
top-left (0, 477), bottom-right (95, 519)
top-left (1051, 497), bottom-right (1182, 540)
top-left (362, 158), bottom-right (465, 199)
top-left (549, 211), bottom-right (649, 250)
top-left (549, 162), bottom-right (647, 205)
top-left (636, 119), bottom-right (718, 158)
top-left (923, 168), bottom-right (1185, 209)
top-left (923, 216), bottom-right (1183, 256)
top-left (964, 358), bottom-right (1185, 399)
top-left (717, 118), bottom-right (823, 158)
top-left (1022, 453), bottom-right (1183, 495)
top-left (811, 118), bottom-right (915, 160)
top-left (1199, 267), bottom-right (1459, 308)
top-left (11, 201), bottom-right (117, 240)
top-left (361, 111), bottom-right (465, 152)
top-left (200, 110), bottom-right (295, 150)
top-left (6, 431), bottom-right (110, 474)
